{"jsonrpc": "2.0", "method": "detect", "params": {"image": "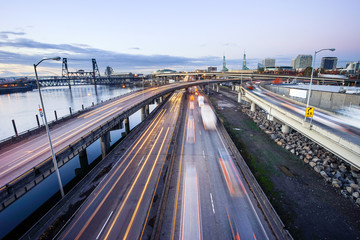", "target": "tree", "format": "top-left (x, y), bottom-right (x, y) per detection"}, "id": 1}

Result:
top-left (303, 66), bottom-right (312, 77)
top-left (104, 66), bottom-right (114, 77)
